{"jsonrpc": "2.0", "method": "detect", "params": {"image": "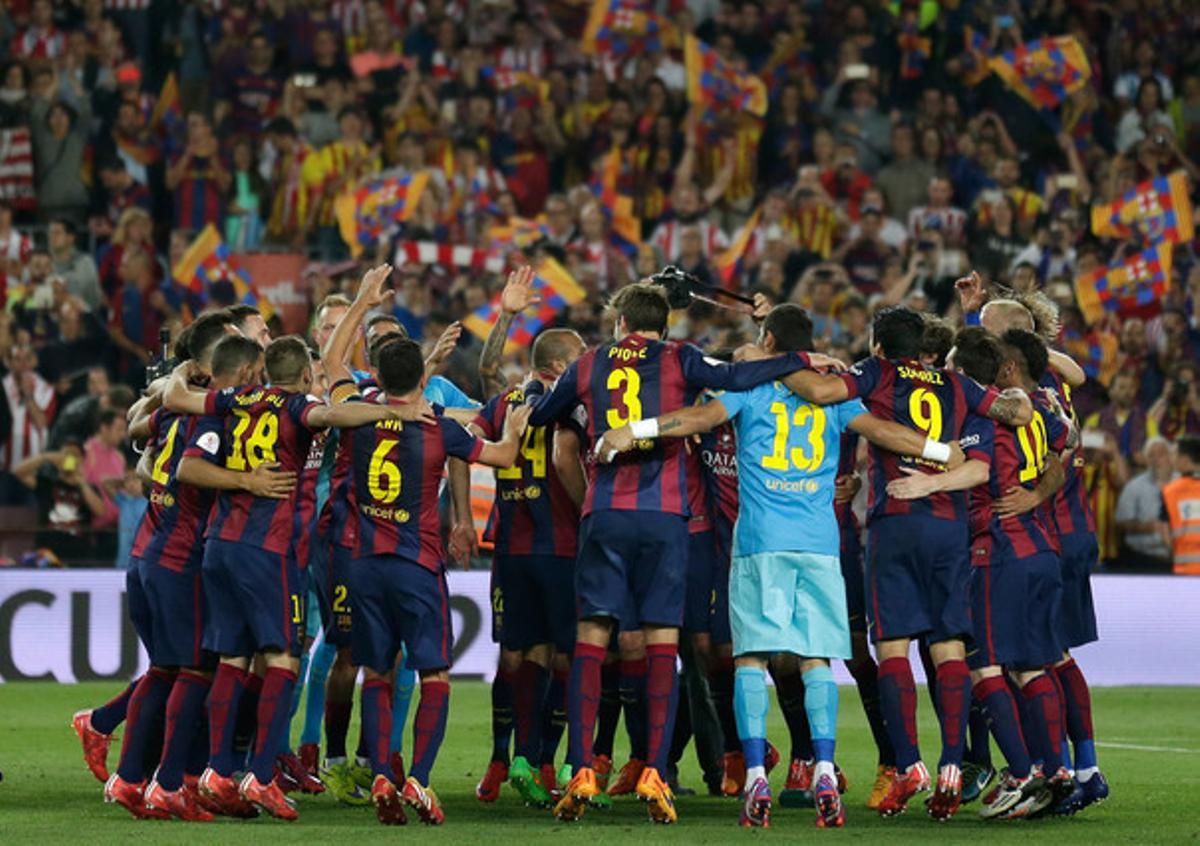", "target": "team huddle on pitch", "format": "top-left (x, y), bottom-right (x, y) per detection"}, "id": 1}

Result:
top-left (69, 261), bottom-right (1109, 829)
